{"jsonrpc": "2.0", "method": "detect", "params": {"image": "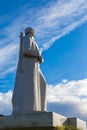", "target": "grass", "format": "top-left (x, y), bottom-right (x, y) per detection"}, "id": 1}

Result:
top-left (57, 126), bottom-right (80, 130)
top-left (0, 126), bottom-right (80, 130)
